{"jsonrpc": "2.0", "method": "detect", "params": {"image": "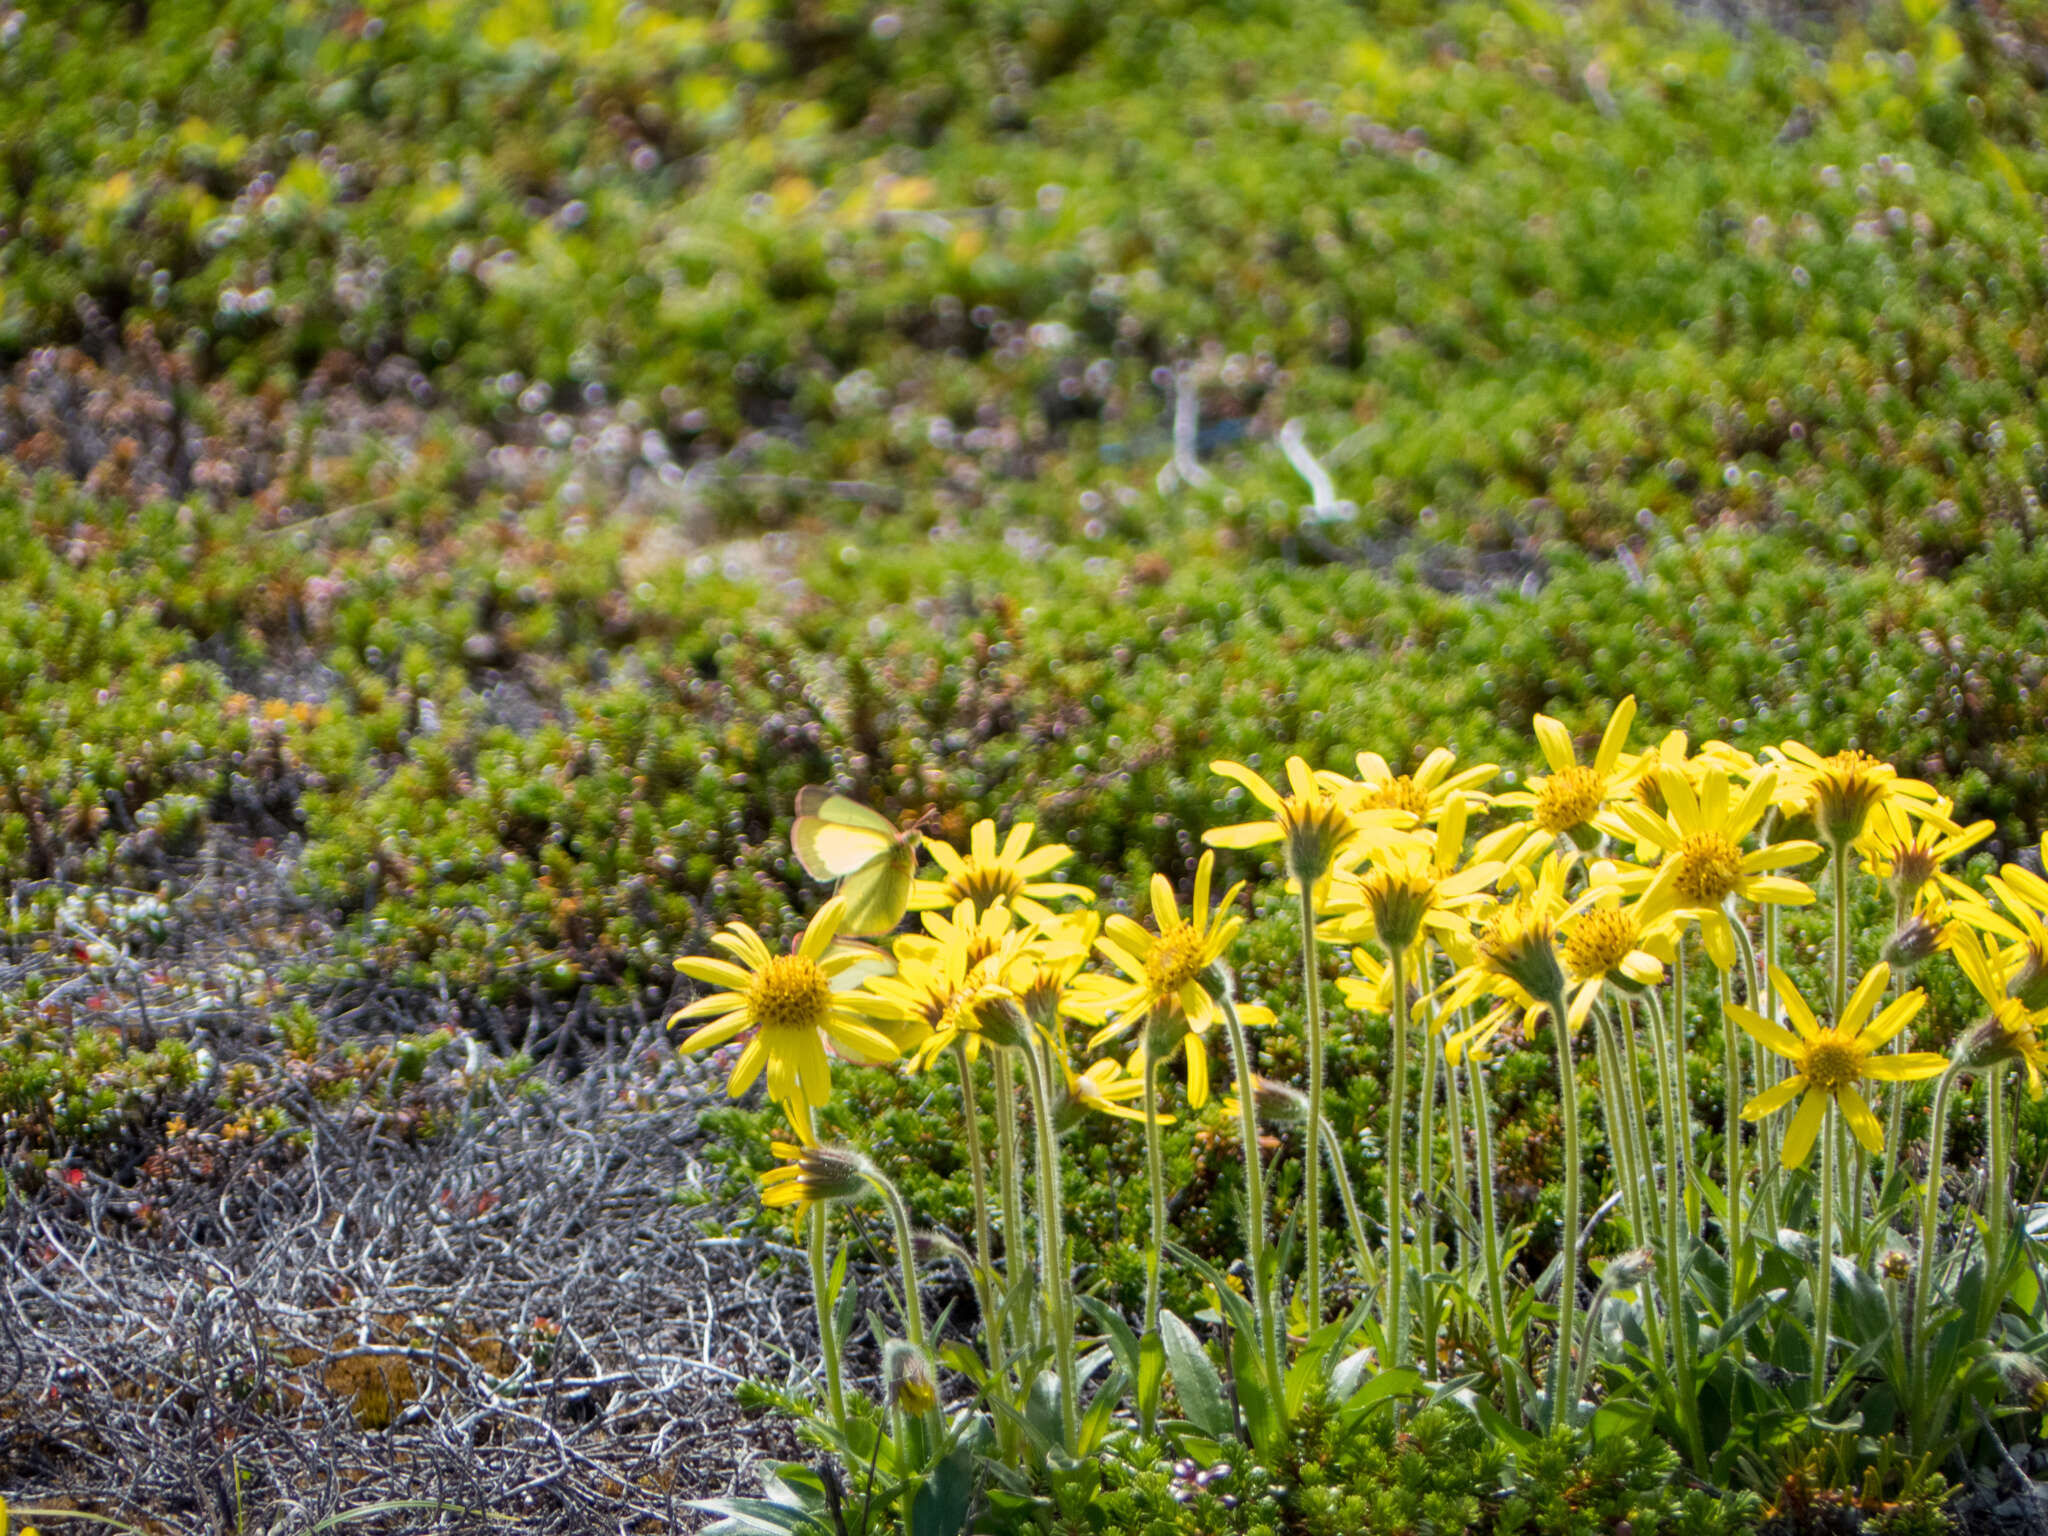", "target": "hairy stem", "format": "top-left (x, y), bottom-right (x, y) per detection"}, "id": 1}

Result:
top-left (1546, 987), bottom-right (1582, 1434)
top-left (1465, 1049), bottom-right (1525, 1429)
top-left (1300, 882), bottom-right (1328, 1334)
top-left (1386, 943), bottom-right (1411, 1368)
top-left (1016, 1036), bottom-right (1078, 1449)
top-left (1217, 974), bottom-right (1286, 1406)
